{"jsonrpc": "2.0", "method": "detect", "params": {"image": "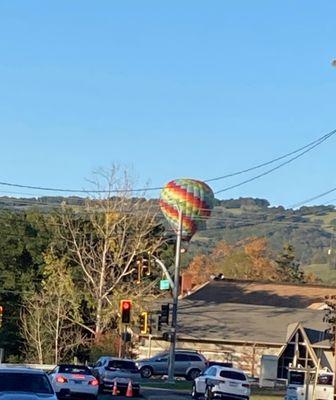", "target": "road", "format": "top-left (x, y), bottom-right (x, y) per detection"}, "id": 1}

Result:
top-left (99, 387), bottom-right (191, 400)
